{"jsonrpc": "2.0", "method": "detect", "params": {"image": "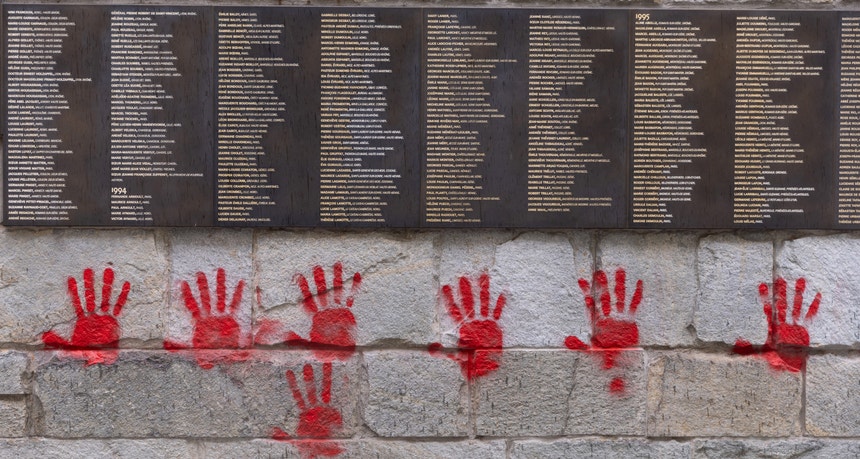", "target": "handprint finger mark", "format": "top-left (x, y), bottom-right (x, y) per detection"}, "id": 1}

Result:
top-left (287, 263), bottom-right (362, 361)
top-left (274, 362), bottom-right (344, 458)
top-left (164, 268), bottom-right (249, 368)
top-left (42, 267), bottom-right (130, 366)
top-left (734, 277), bottom-right (822, 372)
top-left (565, 268), bottom-right (643, 394)
top-left (429, 273), bottom-right (506, 380)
